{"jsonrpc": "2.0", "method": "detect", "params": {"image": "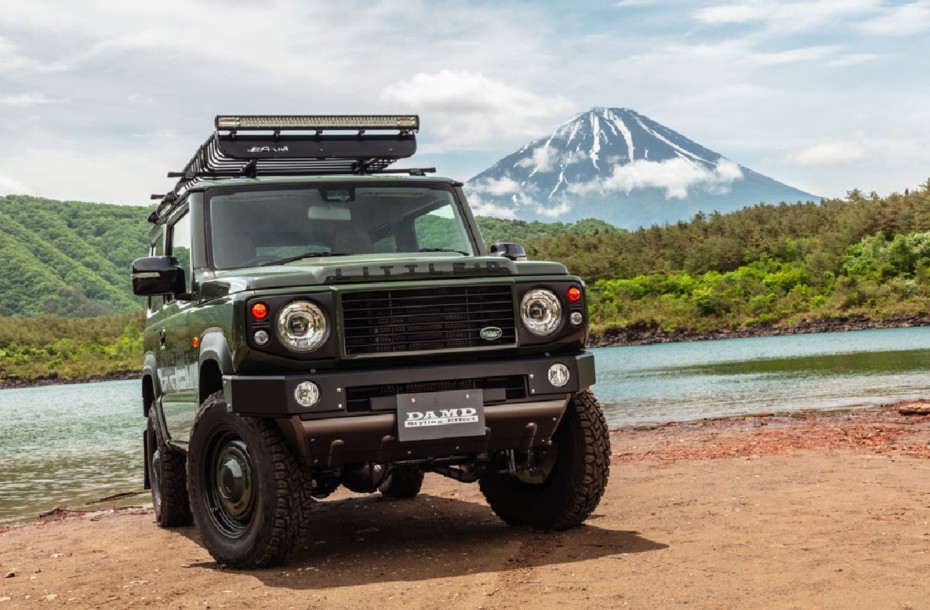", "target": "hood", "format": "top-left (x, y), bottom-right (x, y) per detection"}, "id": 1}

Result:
top-left (200, 254), bottom-right (569, 296)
